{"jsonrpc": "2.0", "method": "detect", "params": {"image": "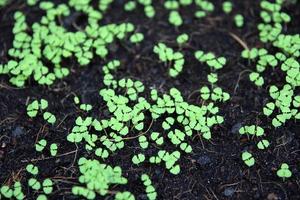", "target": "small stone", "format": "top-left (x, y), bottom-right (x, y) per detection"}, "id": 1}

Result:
top-left (197, 155), bottom-right (211, 166)
top-left (12, 126), bottom-right (25, 138)
top-left (224, 187), bottom-right (235, 197)
top-left (267, 193), bottom-right (278, 200)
